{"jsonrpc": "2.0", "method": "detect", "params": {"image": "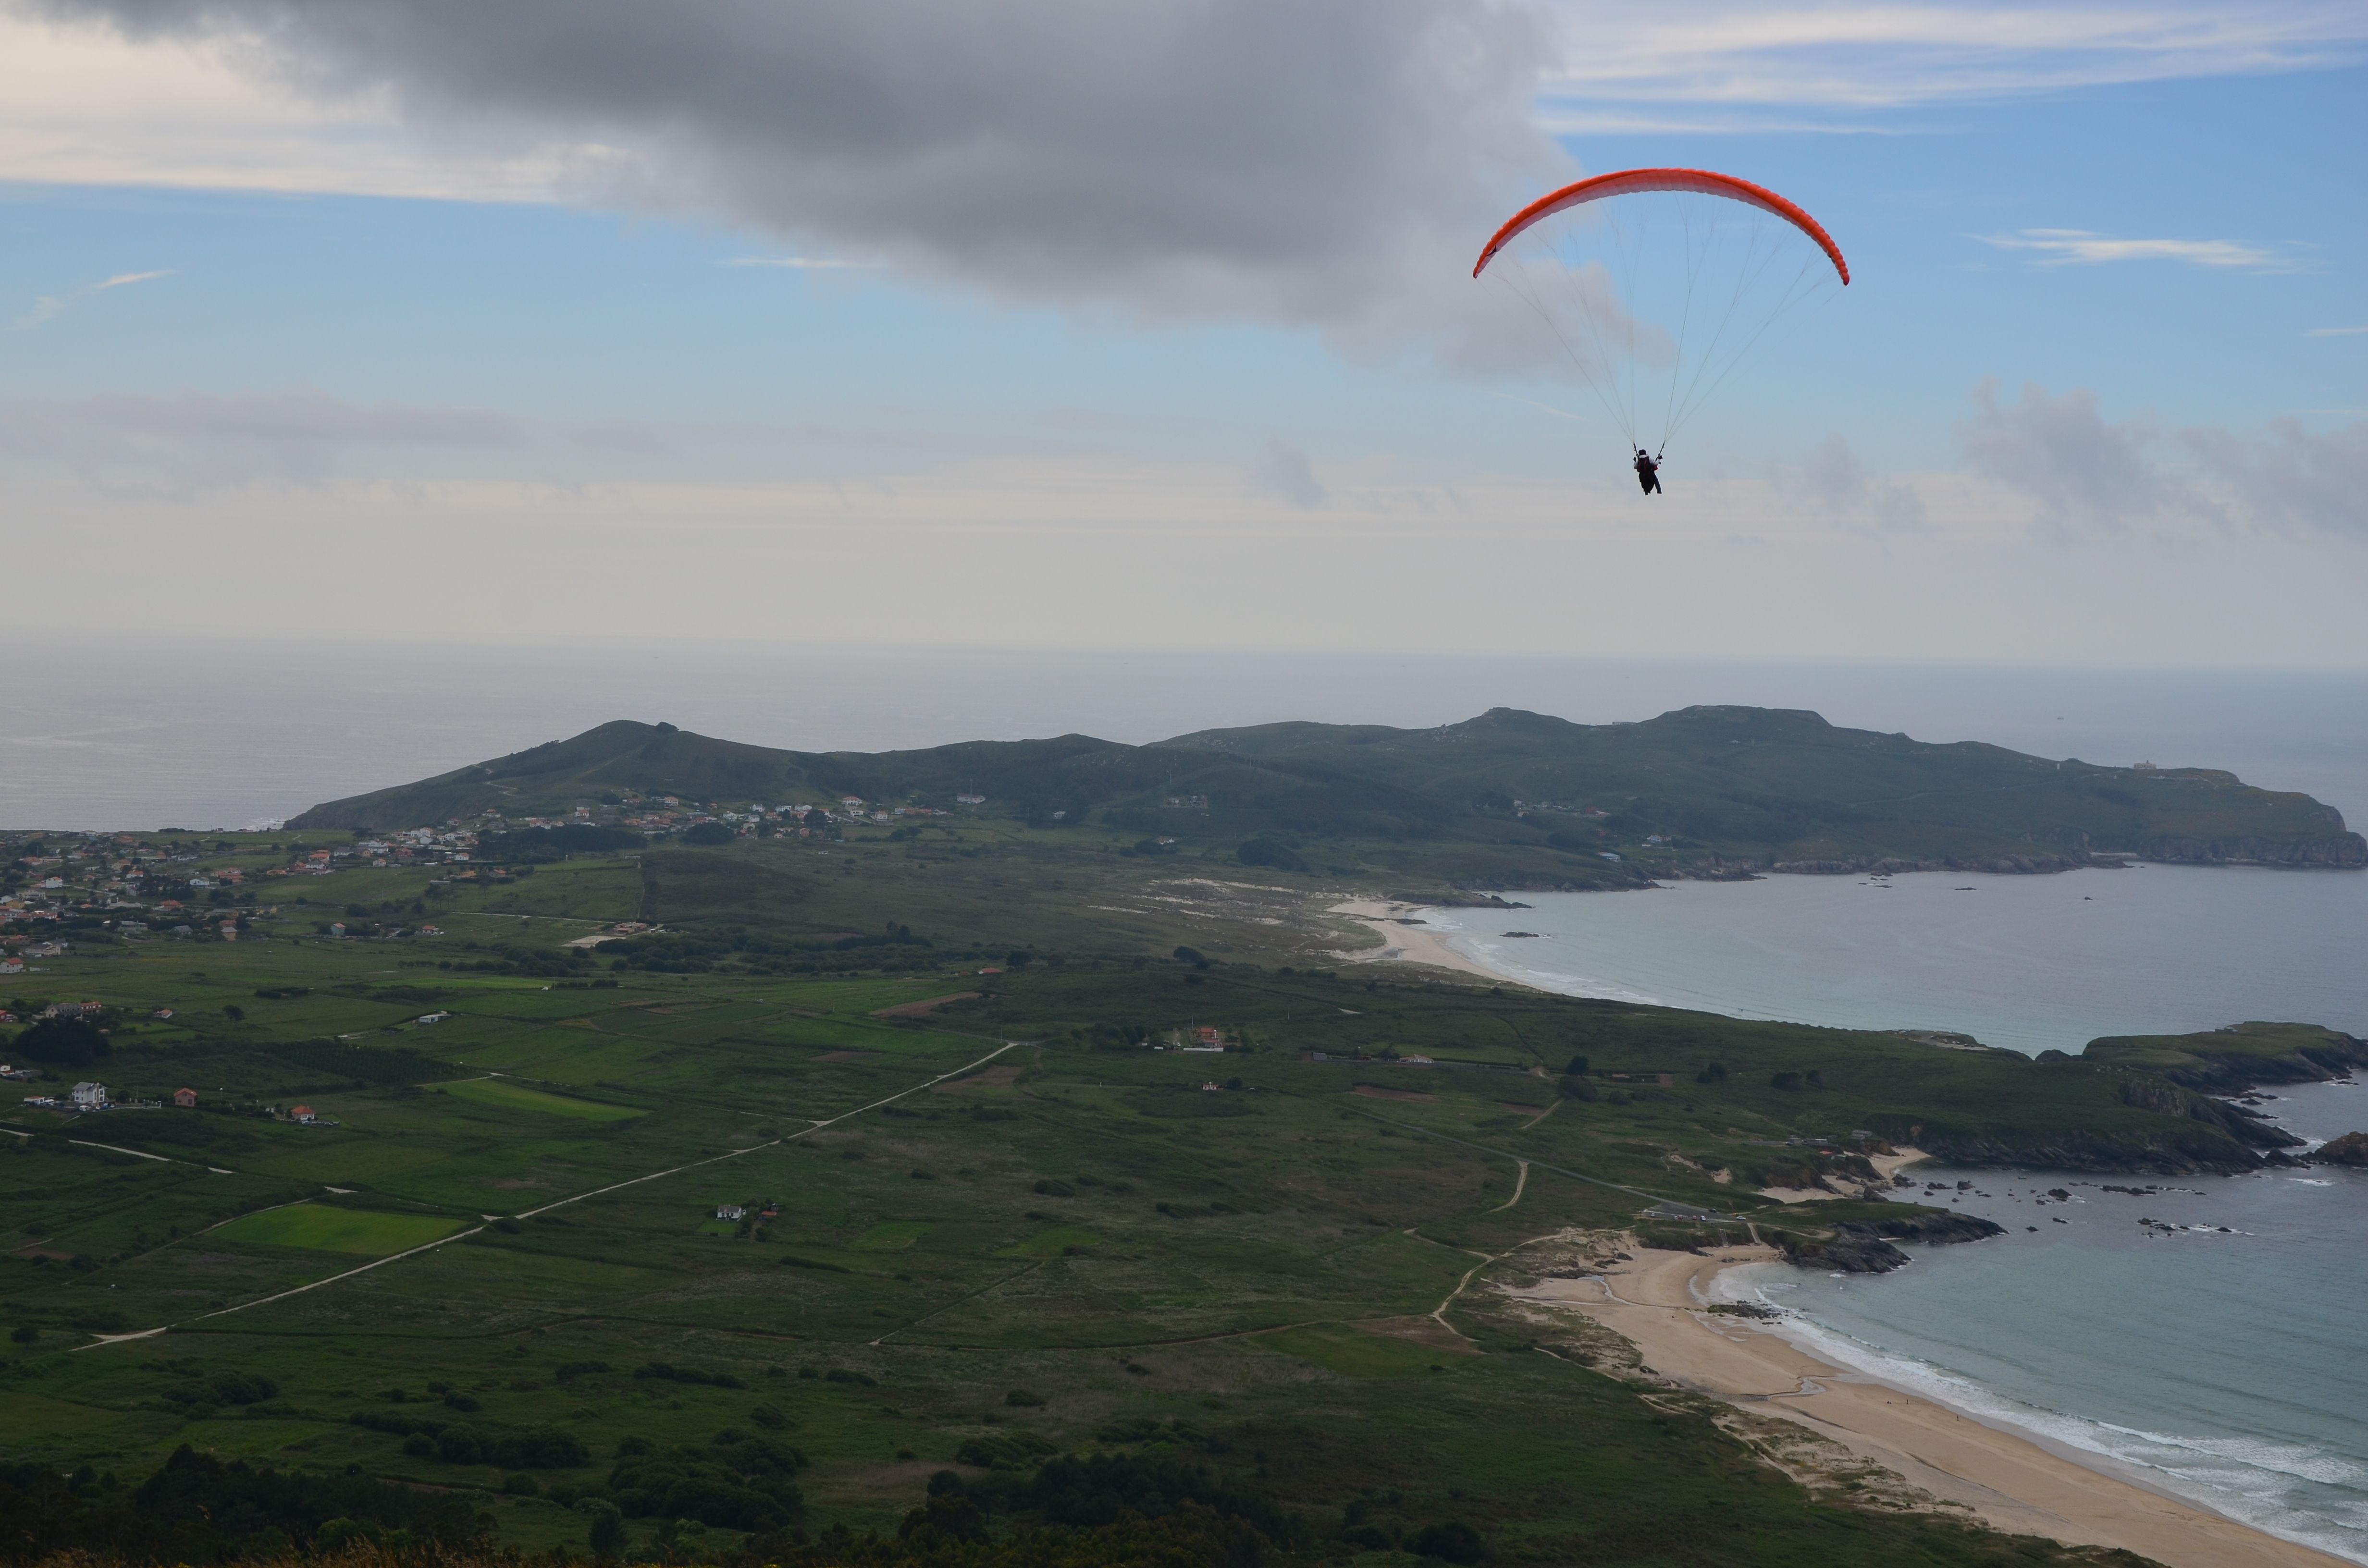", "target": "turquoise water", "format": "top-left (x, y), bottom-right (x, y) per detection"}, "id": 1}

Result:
top-left (1425, 882), bottom-right (2368, 1559)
